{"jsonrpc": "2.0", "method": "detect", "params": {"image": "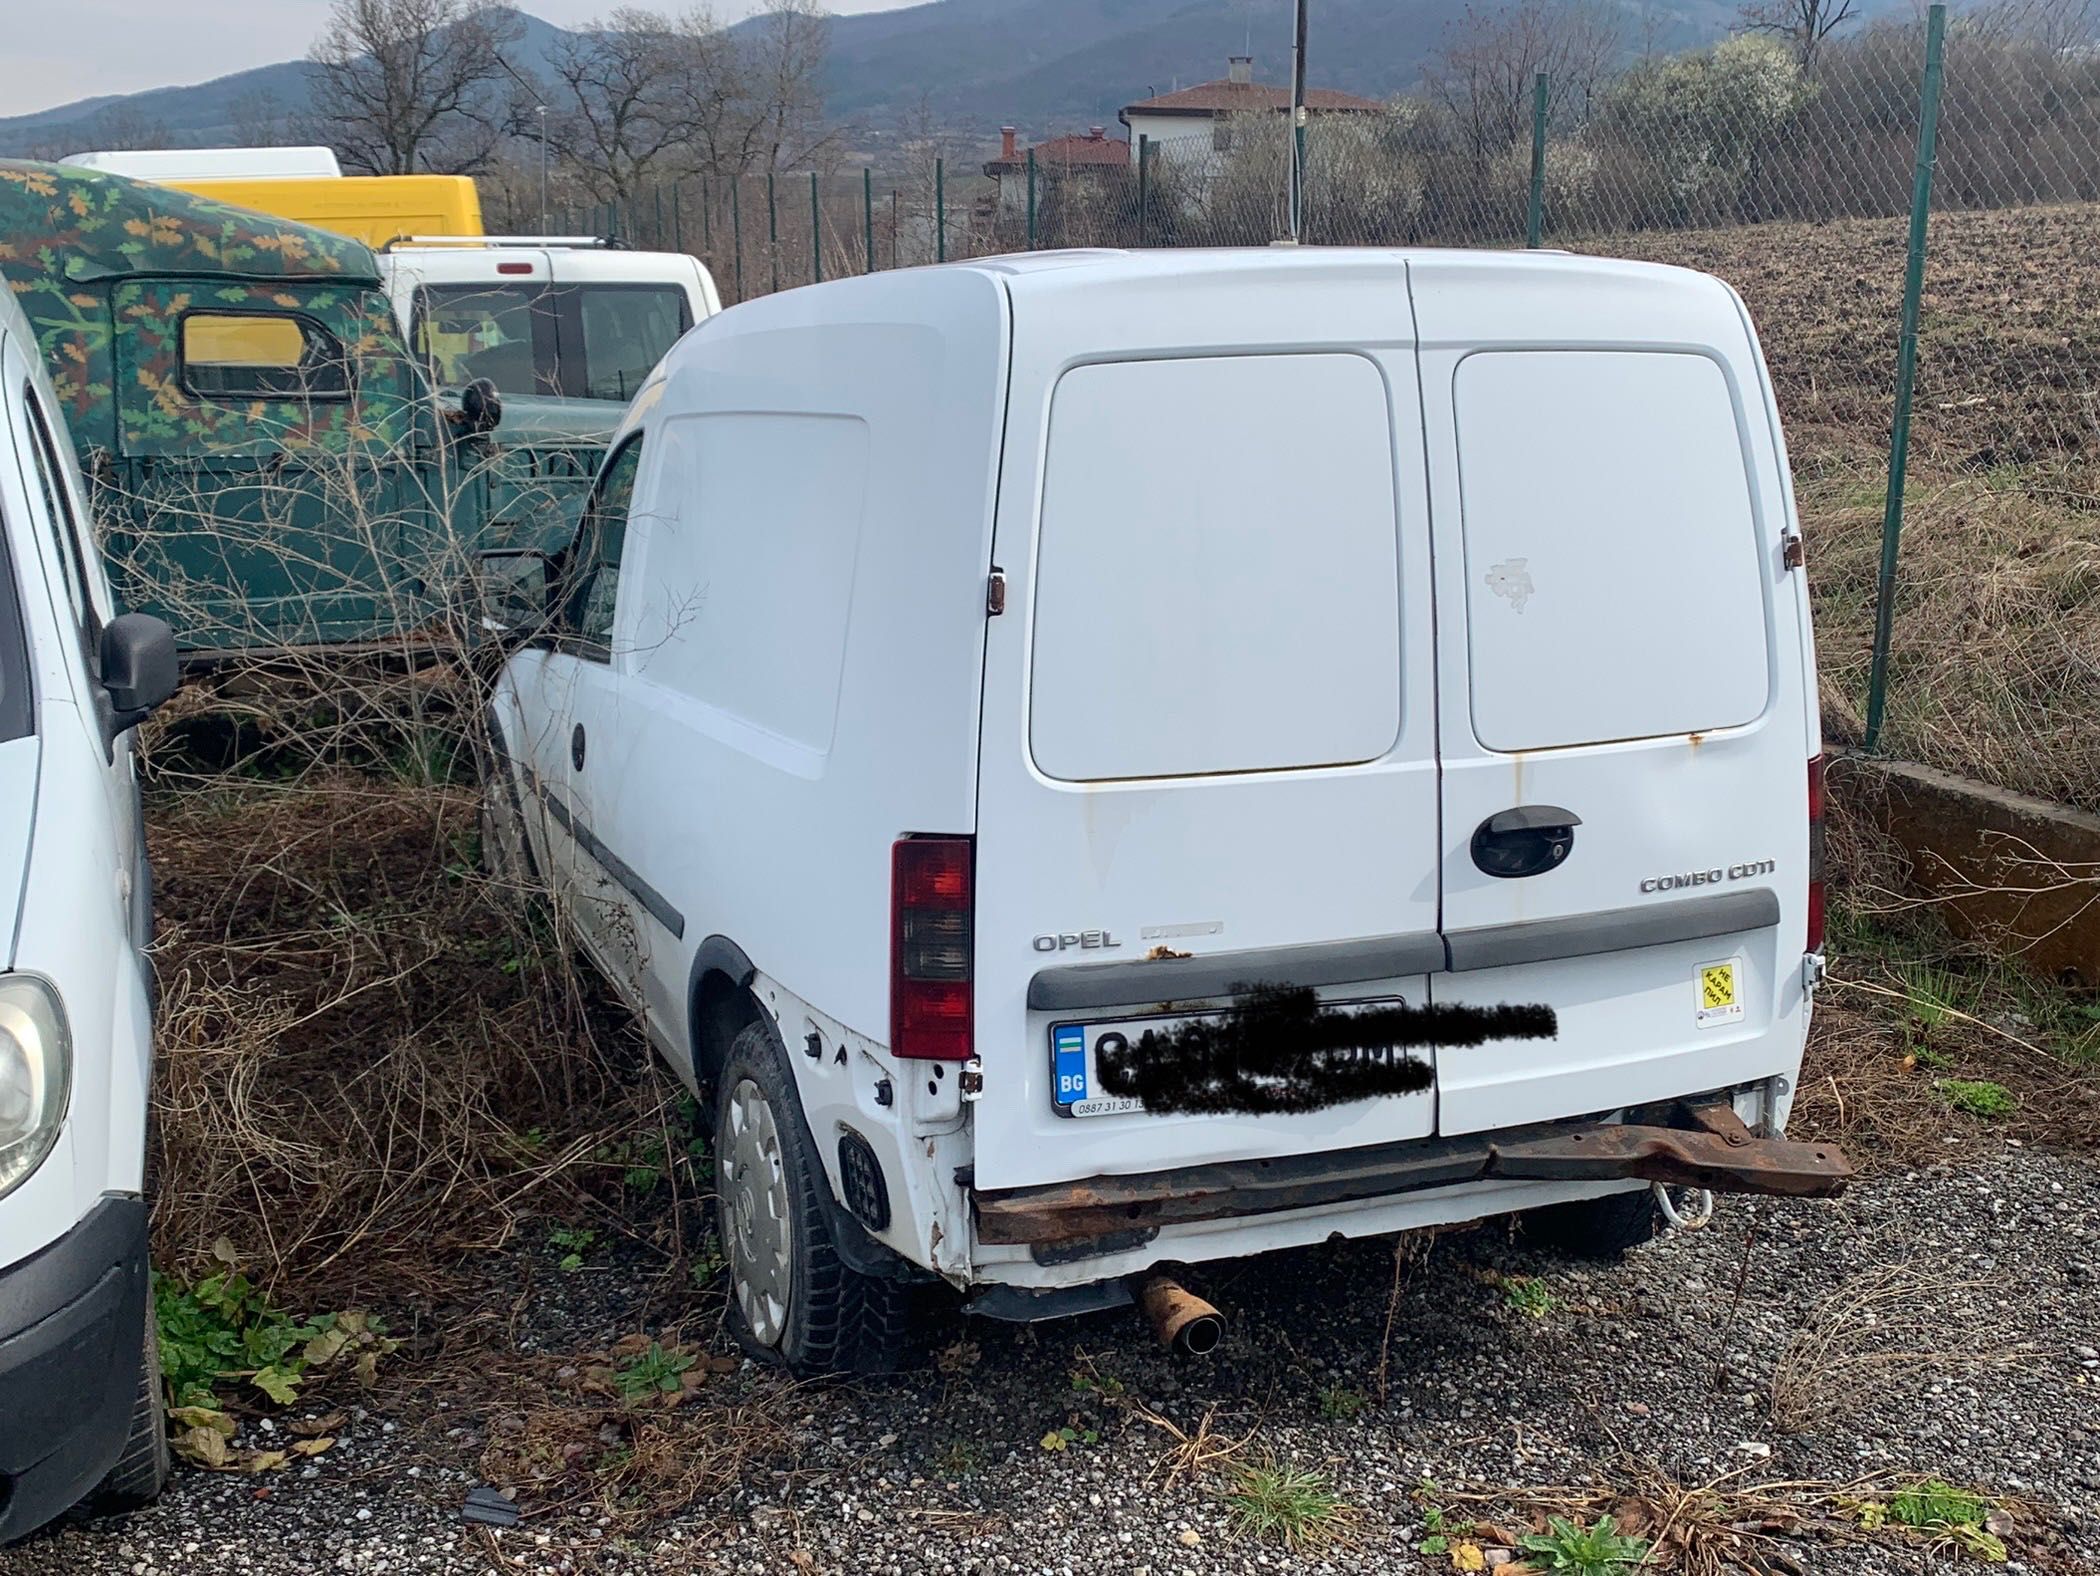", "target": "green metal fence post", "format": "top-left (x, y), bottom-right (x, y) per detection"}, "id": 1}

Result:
top-left (1137, 135), bottom-right (1149, 246)
top-left (653, 187), bottom-right (665, 248)
top-left (810, 171), bottom-right (822, 283)
top-left (671, 184), bottom-right (683, 253)
top-left (700, 177), bottom-right (711, 248)
top-left (1526, 71), bottom-right (1549, 247)
top-left (863, 167), bottom-right (875, 273)
top-left (1863, 2), bottom-right (1948, 753)
top-left (936, 157), bottom-right (947, 263)
top-left (767, 172), bottom-right (779, 293)
top-left (1026, 148), bottom-right (1038, 249)
top-left (891, 190), bottom-right (900, 268)
top-left (731, 180), bottom-right (744, 302)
